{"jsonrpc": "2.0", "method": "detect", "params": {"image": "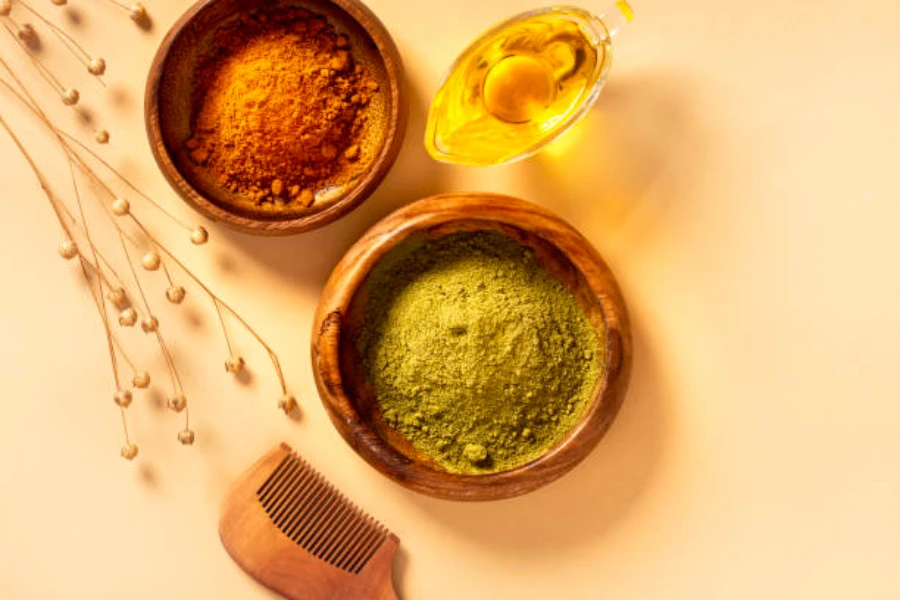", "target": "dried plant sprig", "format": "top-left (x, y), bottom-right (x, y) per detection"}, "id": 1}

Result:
top-left (17, 1), bottom-right (107, 83)
top-left (0, 21), bottom-right (70, 98)
top-left (49, 122), bottom-right (291, 401)
top-left (1, 0), bottom-right (115, 140)
top-left (0, 4), bottom-right (298, 460)
top-left (95, 0), bottom-right (146, 22)
top-left (0, 113), bottom-right (138, 452)
top-left (56, 130), bottom-right (196, 231)
top-left (1, 86), bottom-right (297, 450)
top-left (54, 136), bottom-right (292, 404)
top-left (0, 16), bottom-right (109, 141)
